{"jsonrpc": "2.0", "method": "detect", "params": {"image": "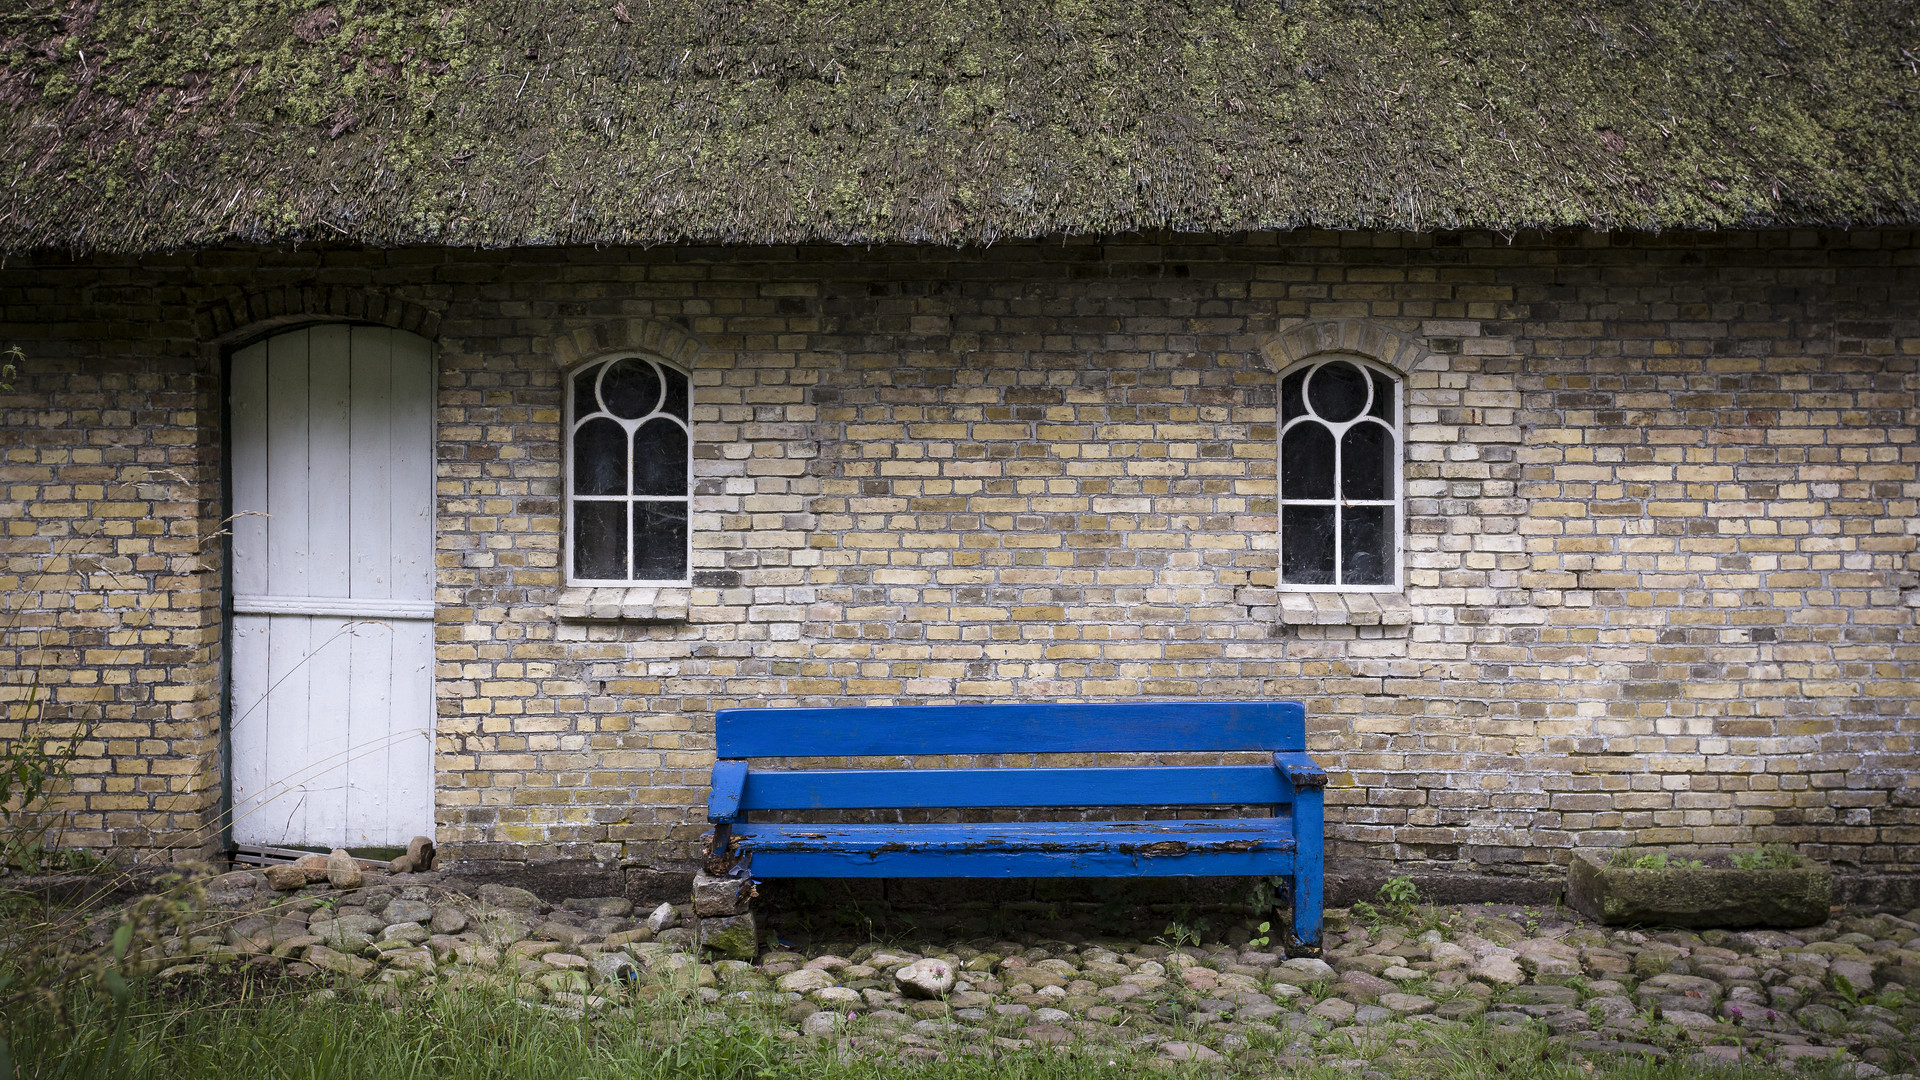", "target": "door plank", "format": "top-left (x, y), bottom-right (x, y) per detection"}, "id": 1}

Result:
top-left (344, 617), bottom-right (392, 845)
top-left (302, 614), bottom-right (352, 844)
top-left (228, 614), bottom-right (271, 844)
top-left (306, 325), bottom-right (352, 599)
top-left (229, 340), bottom-right (270, 597)
top-left (264, 330), bottom-right (311, 598)
top-left (347, 327), bottom-right (394, 600)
